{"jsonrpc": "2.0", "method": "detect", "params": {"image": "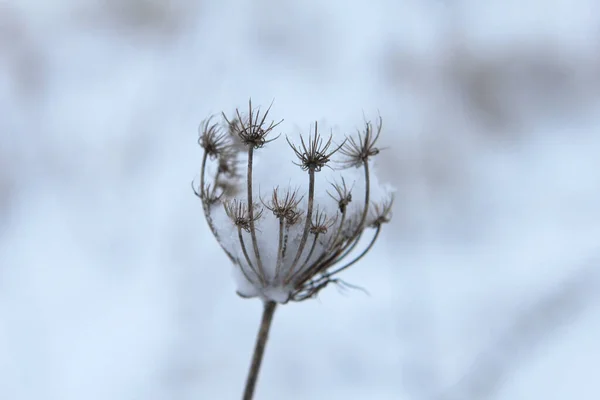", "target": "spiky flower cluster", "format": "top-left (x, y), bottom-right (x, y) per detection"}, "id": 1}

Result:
top-left (195, 100), bottom-right (393, 303)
